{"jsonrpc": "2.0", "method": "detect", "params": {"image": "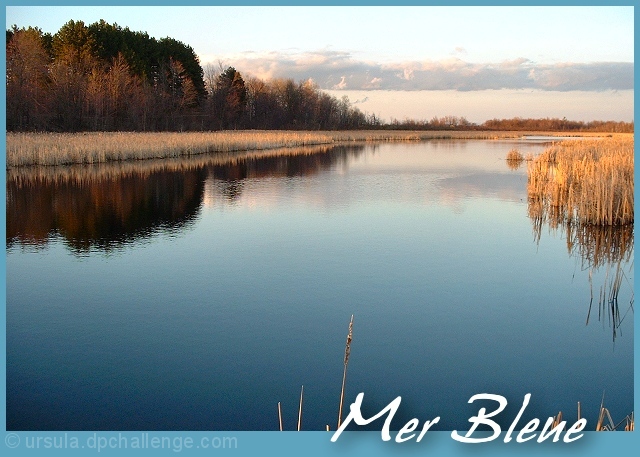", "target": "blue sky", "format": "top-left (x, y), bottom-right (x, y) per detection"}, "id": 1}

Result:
top-left (5, 5), bottom-right (634, 122)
